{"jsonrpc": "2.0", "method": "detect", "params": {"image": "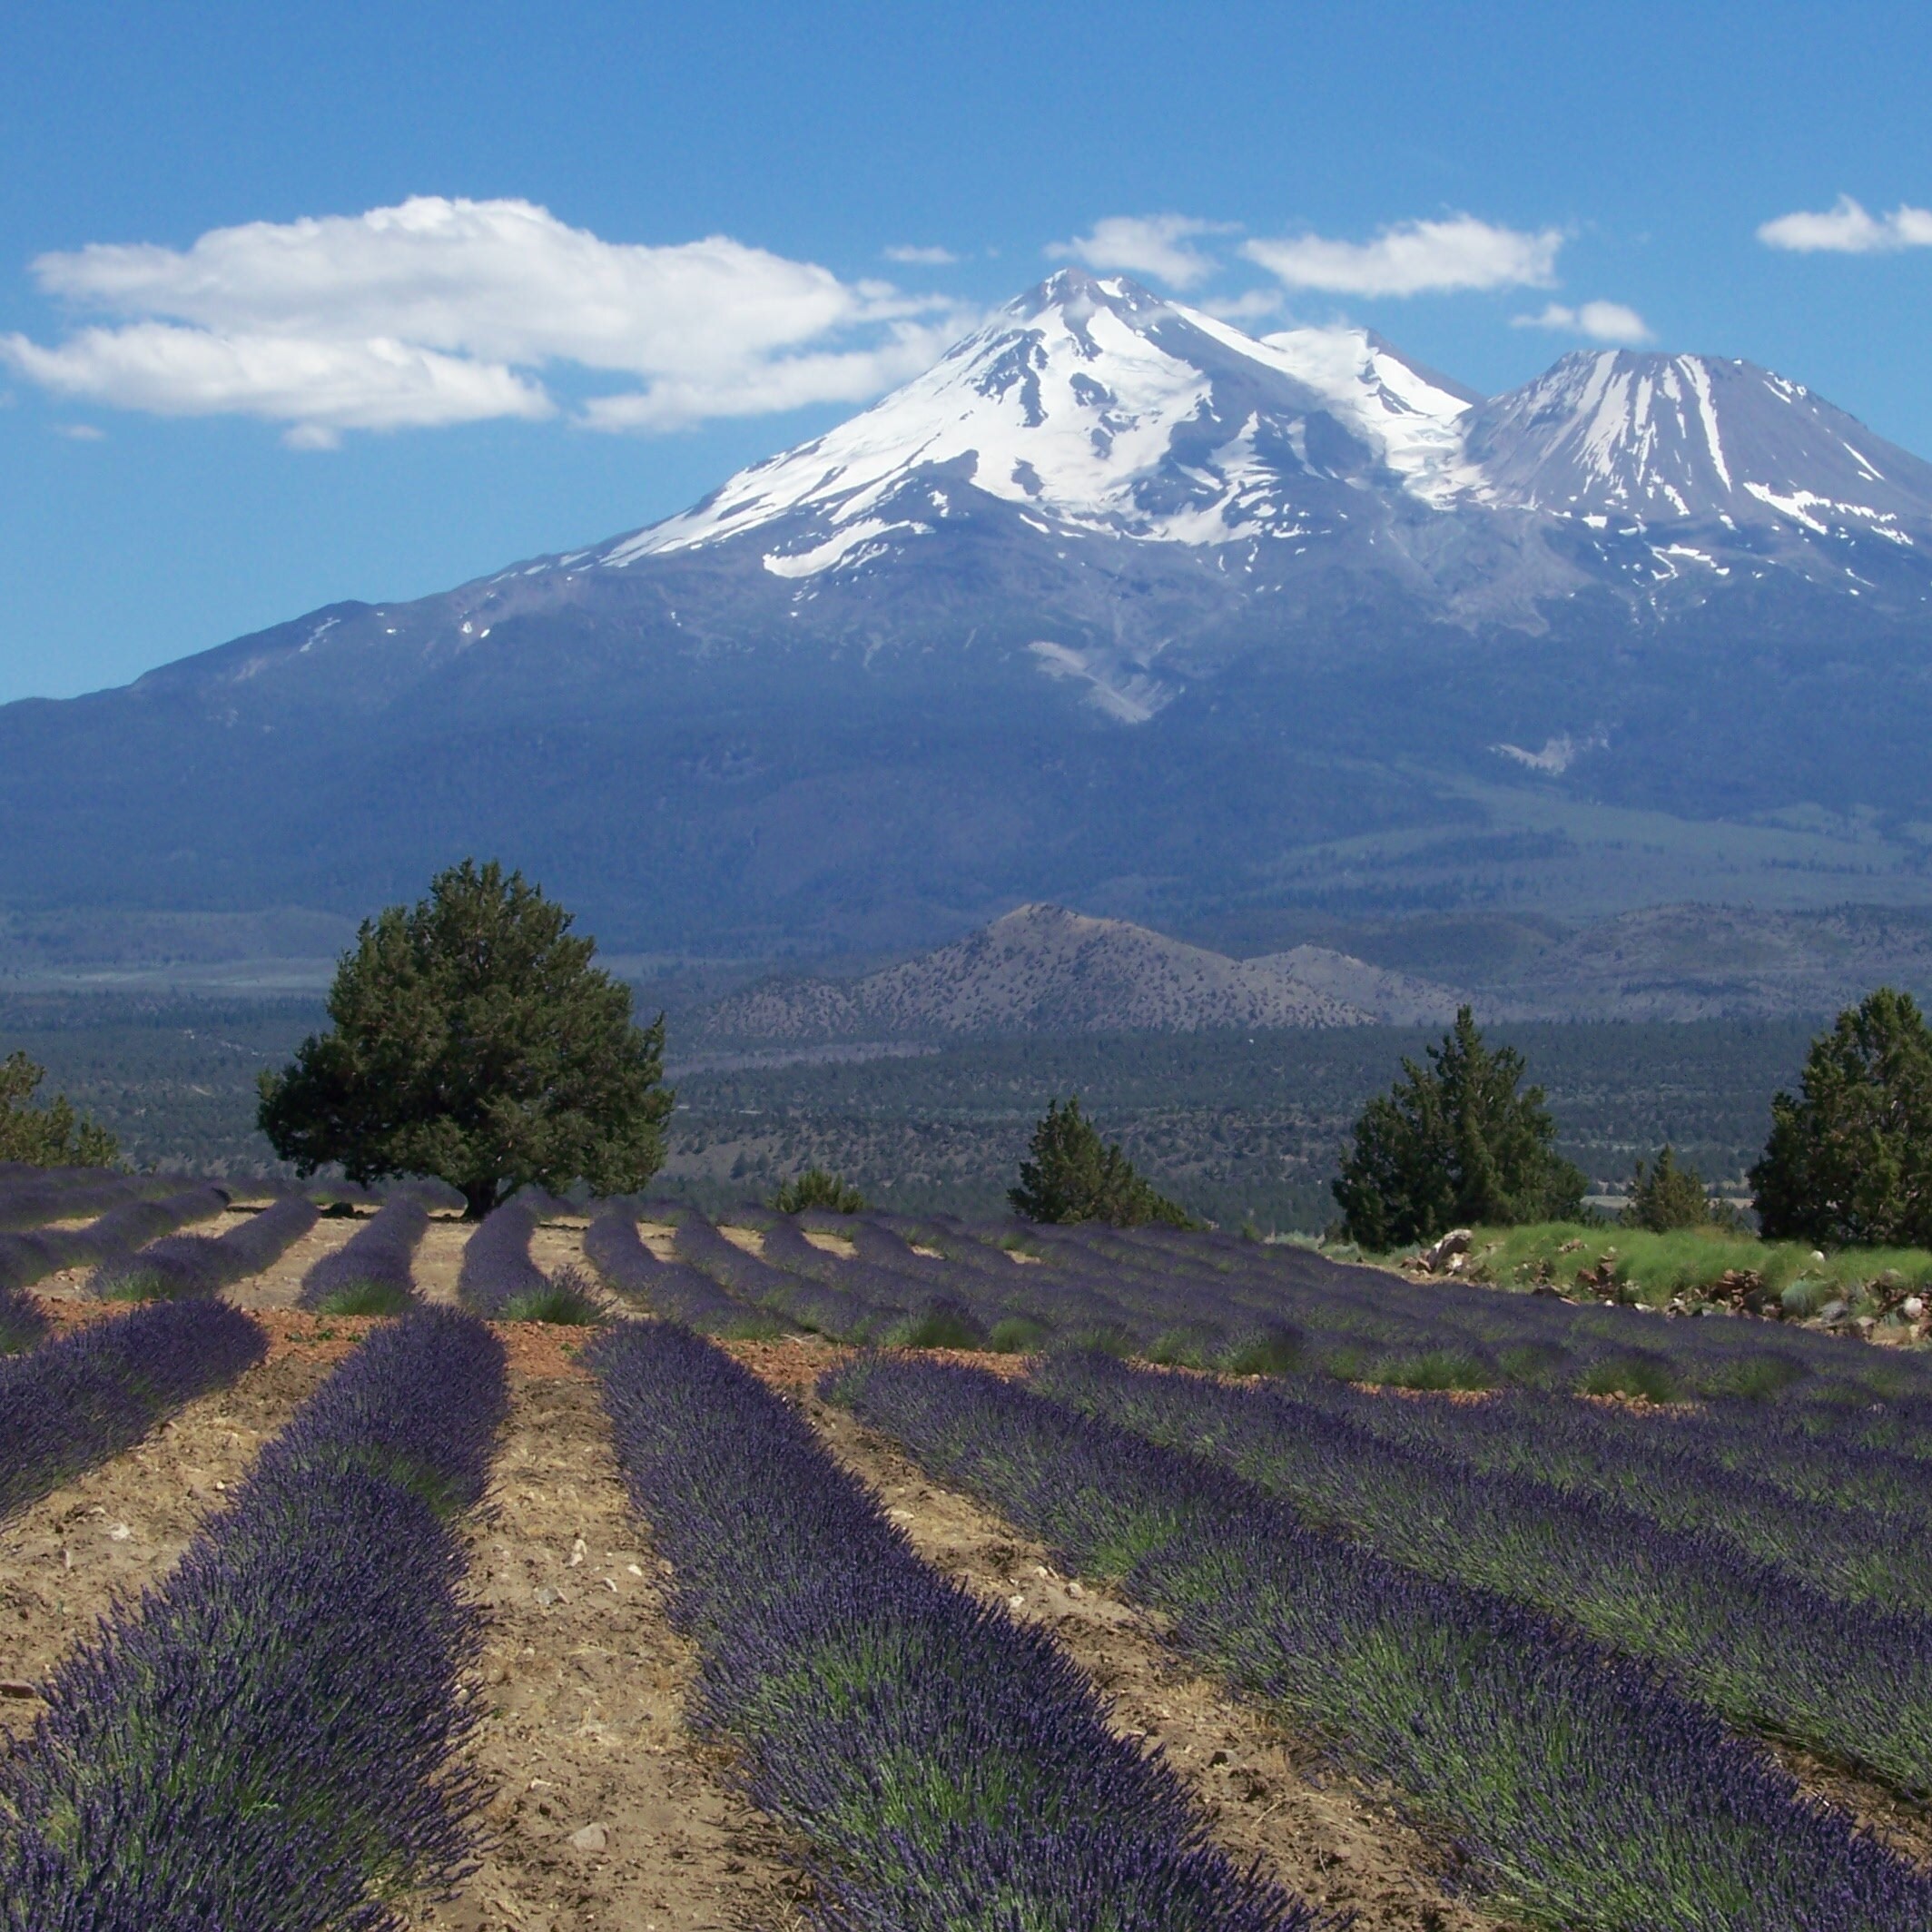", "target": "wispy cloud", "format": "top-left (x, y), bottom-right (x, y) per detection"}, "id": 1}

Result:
top-left (52, 421), bottom-right (104, 439)
top-left (883, 243), bottom-right (959, 265)
top-left (1511, 300), bottom-right (1652, 345)
top-left (1244, 214), bottom-right (1562, 297)
top-left (1047, 214), bottom-right (1234, 291)
top-left (1, 197), bottom-right (969, 445)
top-left (1196, 288), bottom-right (1284, 323)
top-left (1758, 194), bottom-right (1932, 253)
